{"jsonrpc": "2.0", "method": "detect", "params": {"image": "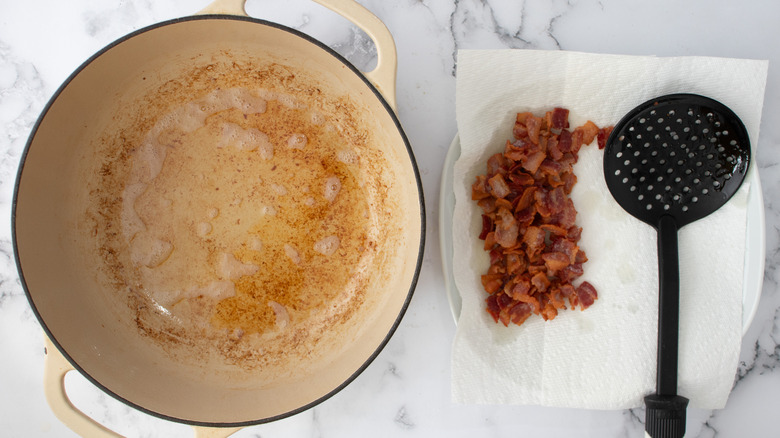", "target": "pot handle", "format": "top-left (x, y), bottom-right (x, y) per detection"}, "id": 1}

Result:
top-left (43, 336), bottom-right (241, 437)
top-left (43, 336), bottom-right (124, 438)
top-left (197, 0), bottom-right (398, 110)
